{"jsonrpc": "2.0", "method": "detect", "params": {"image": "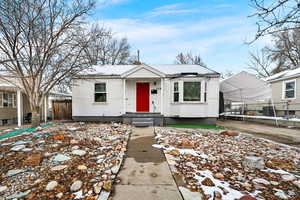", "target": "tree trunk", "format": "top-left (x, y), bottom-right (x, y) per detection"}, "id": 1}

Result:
top-left (31, 107), bottom-right (41, 127)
